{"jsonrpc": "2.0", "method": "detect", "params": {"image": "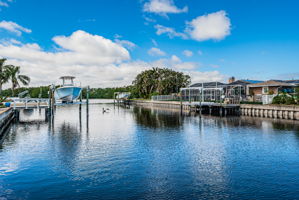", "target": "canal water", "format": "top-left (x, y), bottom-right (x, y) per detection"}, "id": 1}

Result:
top-left (1, 104), bottom-right (299, 199)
